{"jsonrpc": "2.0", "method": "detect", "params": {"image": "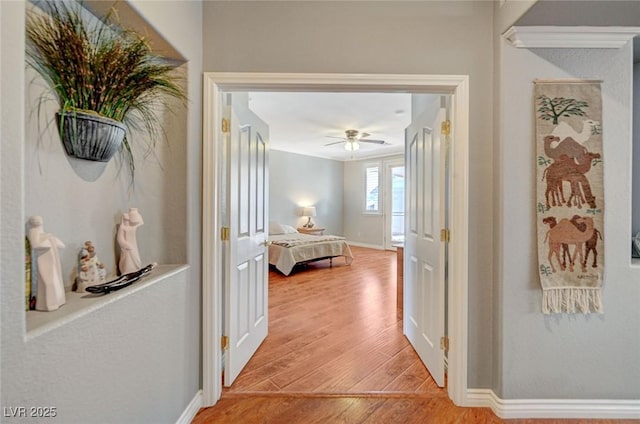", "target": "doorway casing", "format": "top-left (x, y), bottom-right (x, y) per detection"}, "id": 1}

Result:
top-left (202, 72), bottom-right (470, 407)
